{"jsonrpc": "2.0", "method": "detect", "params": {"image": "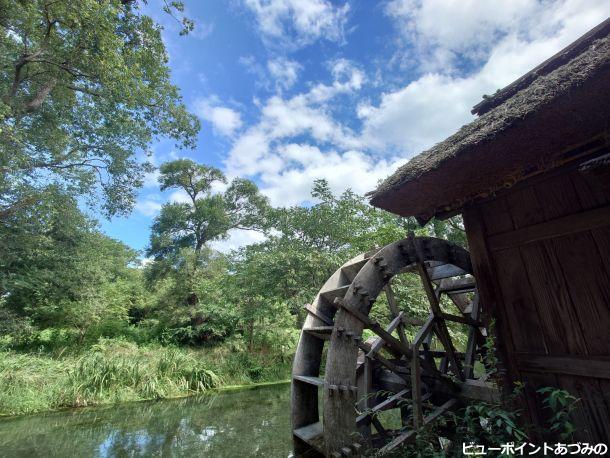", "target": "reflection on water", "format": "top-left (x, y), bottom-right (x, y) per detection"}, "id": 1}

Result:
top-left (0, 383), bottom-right (293, 457)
